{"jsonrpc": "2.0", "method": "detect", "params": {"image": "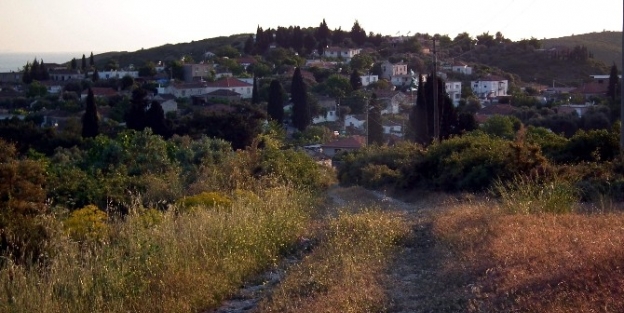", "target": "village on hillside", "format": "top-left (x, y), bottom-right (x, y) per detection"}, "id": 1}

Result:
top-left (0, 23), bottom-right (619, 160)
